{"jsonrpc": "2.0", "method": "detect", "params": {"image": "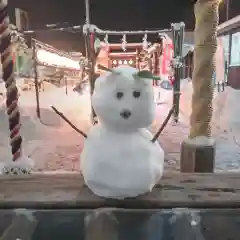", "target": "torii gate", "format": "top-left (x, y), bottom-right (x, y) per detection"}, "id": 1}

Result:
top-left (83, 23), bottom-right (185, 124)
